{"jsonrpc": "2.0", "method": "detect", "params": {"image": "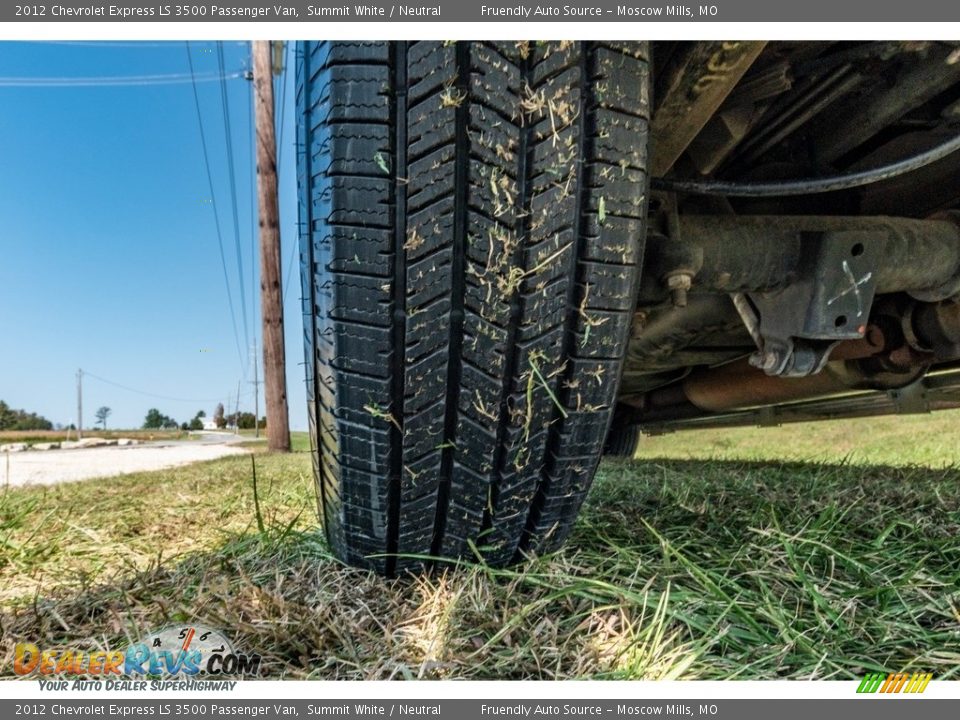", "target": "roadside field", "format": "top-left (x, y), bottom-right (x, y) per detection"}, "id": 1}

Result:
top-left (2, 417), bottom-right (958, 680)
